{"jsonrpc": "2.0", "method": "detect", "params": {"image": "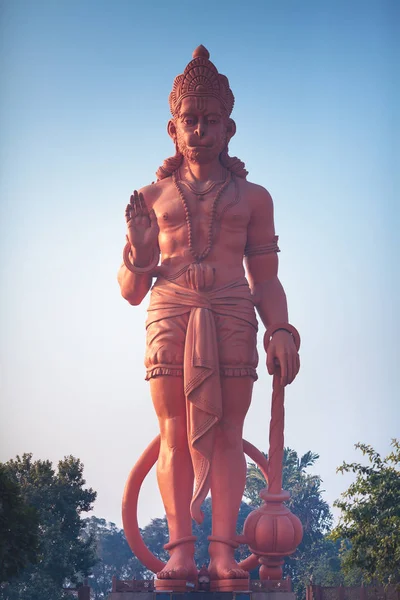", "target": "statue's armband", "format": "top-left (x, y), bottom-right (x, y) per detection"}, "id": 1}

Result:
top-left (244, 235), bottom-right (280, 257)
